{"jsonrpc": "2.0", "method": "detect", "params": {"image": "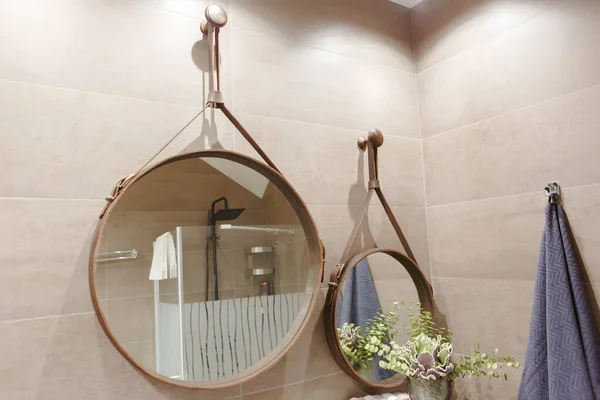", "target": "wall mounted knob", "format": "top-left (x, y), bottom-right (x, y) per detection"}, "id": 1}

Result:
top-left (357, 136), bottom-right (368, 150)
top-left (368, 128), bottom-right (384, 147)
top-left (205, 5), bottom-right (228, 28)
top-left (200, 20), bottom-right (209, 35)
top-left (357, 129), bottom-right (384, 150)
